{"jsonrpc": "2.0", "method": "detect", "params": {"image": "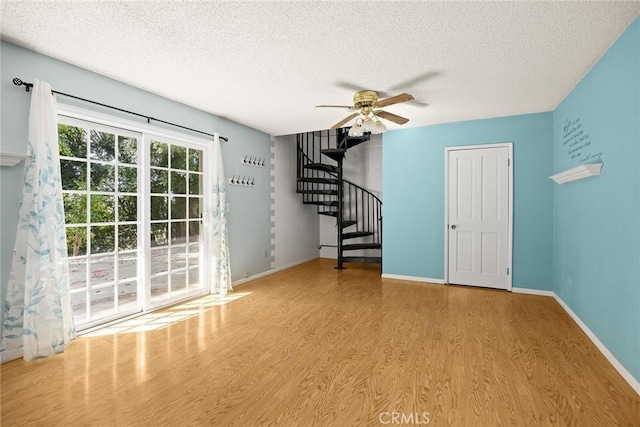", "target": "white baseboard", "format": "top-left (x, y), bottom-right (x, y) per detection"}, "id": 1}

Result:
top-left (552, 293), bottom-right (640, 396)
top-left (512, 287), bottom-right (555, 297)
top-left (232, 257), bottom-right (318, 287)
top-left (381, 273), bottom-right (445, 284)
